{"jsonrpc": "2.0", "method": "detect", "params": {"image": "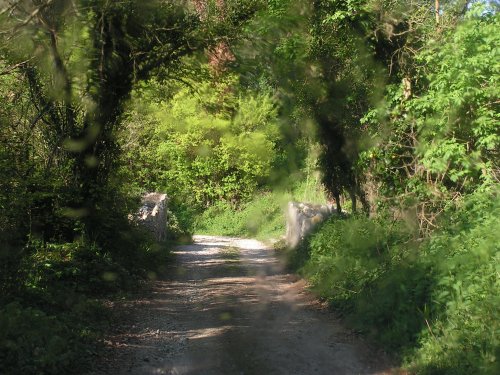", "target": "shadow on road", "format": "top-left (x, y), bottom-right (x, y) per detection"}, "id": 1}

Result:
top-left (89, 235), bottom-right (394, 375)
